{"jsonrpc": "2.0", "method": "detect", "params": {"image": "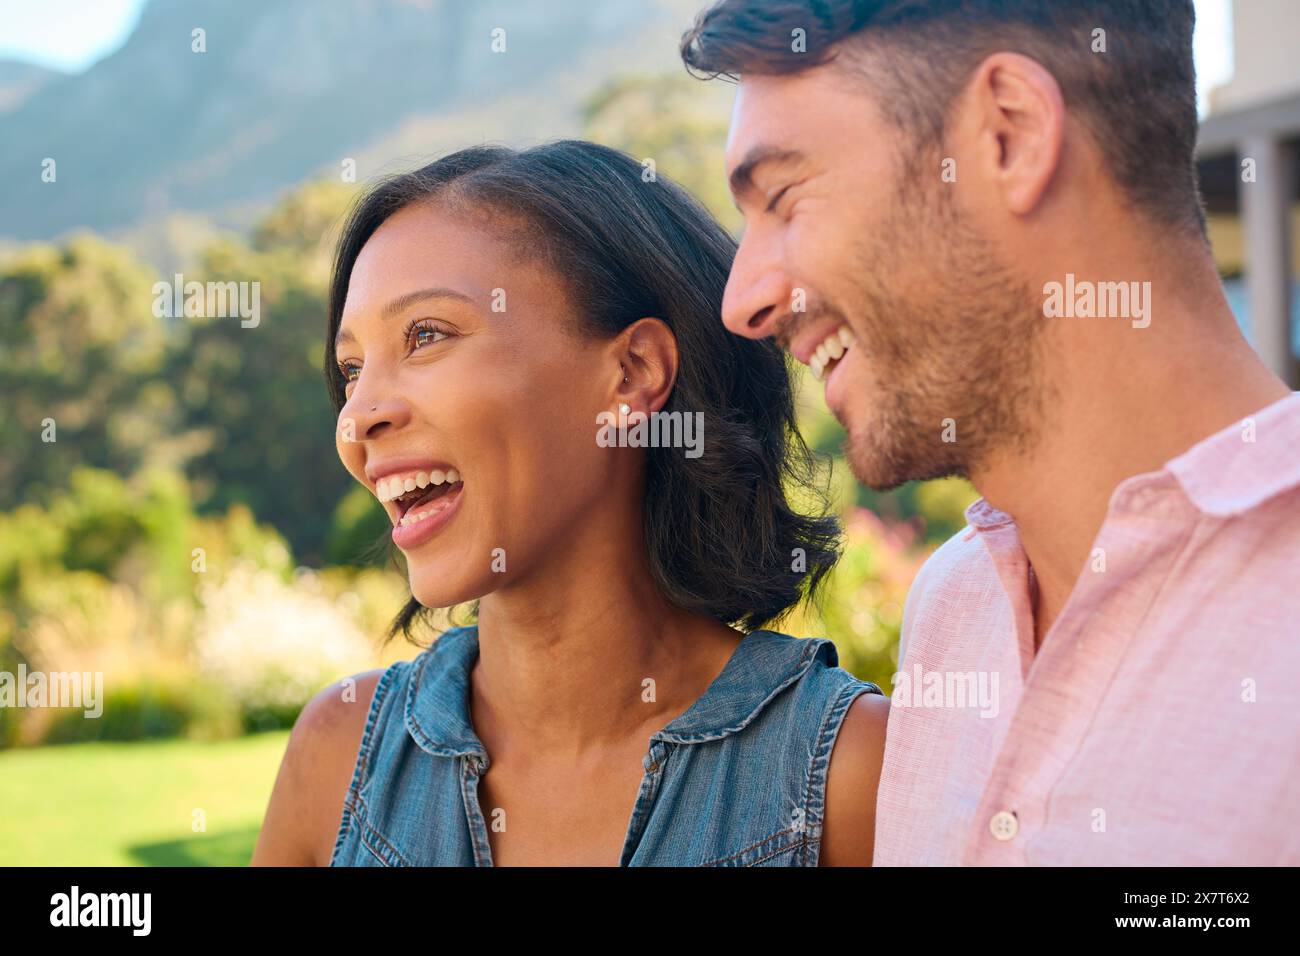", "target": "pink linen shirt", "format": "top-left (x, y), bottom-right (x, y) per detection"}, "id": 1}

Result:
top-left (874, 392), bottom-right (1300, 865)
